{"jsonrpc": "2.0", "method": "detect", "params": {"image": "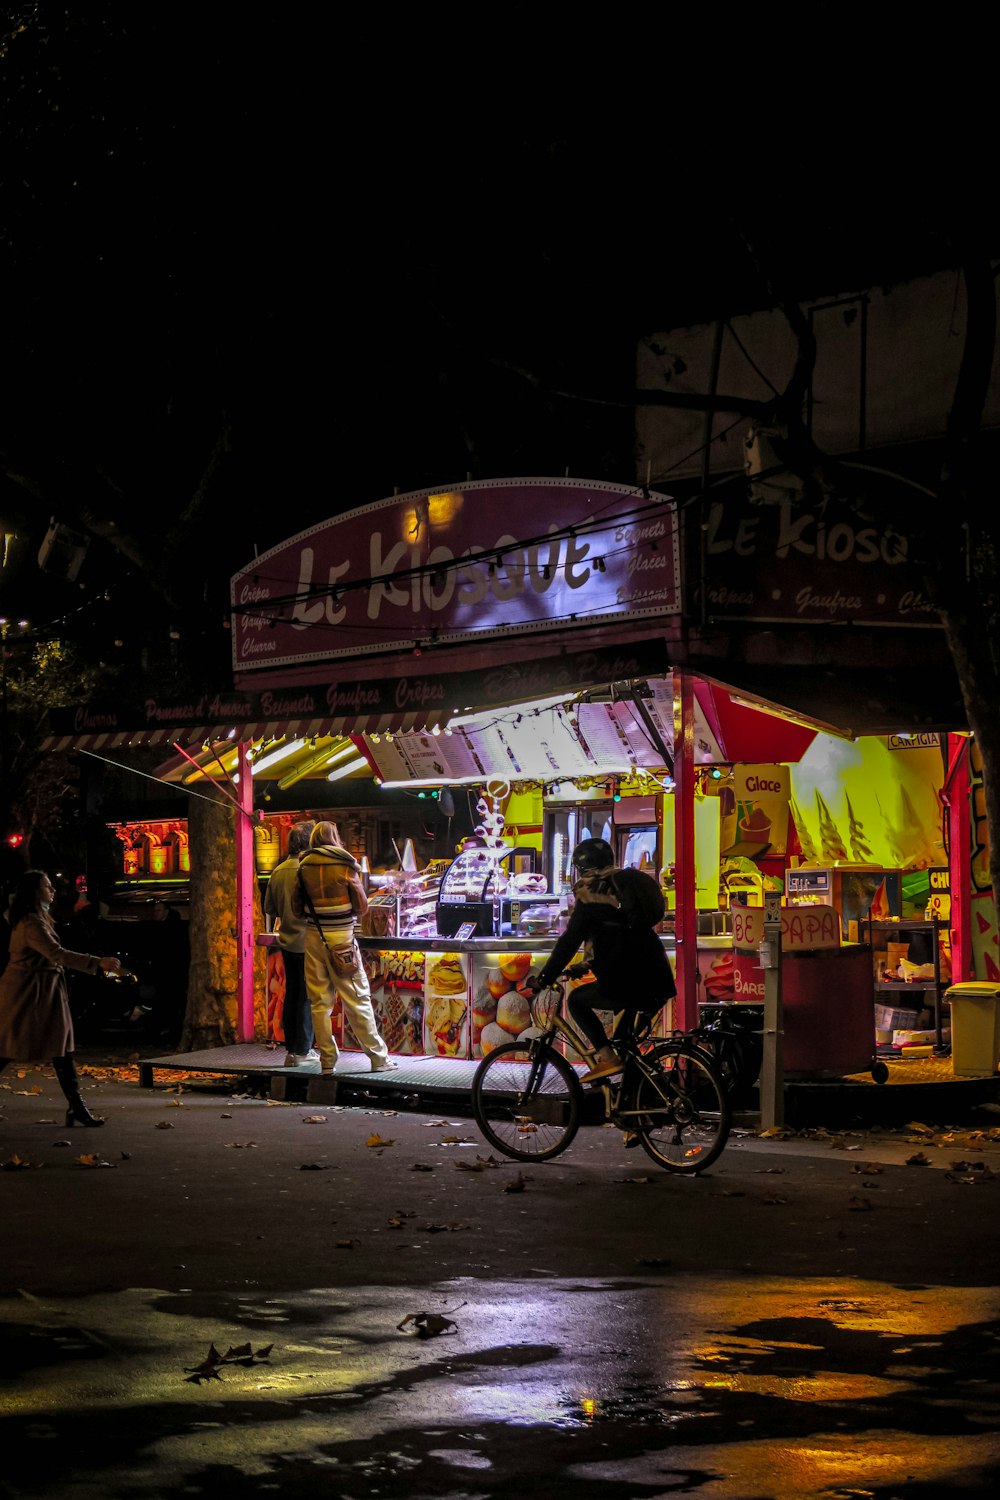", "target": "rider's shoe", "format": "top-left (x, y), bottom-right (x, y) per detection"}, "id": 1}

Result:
top-left (580, 1046), bottom-right (623, 1084)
